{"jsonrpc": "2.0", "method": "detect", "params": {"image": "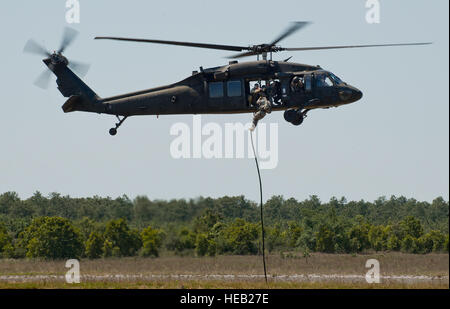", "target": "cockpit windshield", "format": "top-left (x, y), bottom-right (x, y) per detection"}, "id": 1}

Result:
top-left (315, 73), bottom-right (334, 87)
top-left (329, 72), bottom-right (343, 85)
